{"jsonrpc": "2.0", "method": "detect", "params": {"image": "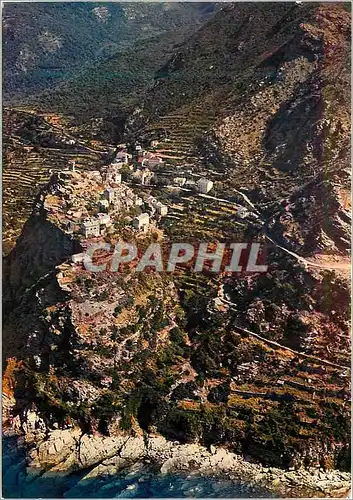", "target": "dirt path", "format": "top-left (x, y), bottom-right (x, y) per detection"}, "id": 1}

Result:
top-left (218, 297), bottom-right (350, 370)
top-left (265, 234), bottom-right (351, 273)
